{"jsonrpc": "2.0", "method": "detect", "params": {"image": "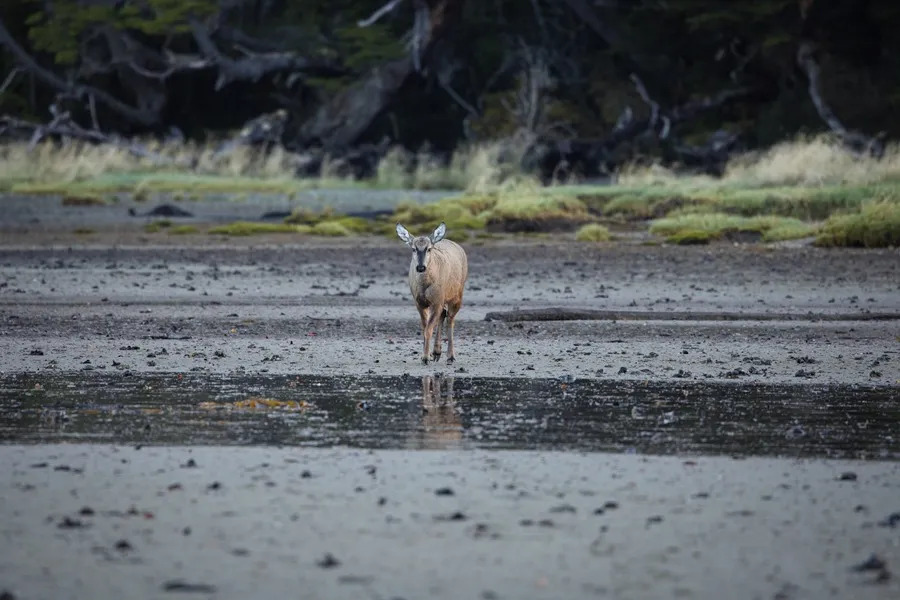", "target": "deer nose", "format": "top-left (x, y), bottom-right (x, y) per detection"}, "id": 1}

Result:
top-left (416, 265), bottom-right (426, 273)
